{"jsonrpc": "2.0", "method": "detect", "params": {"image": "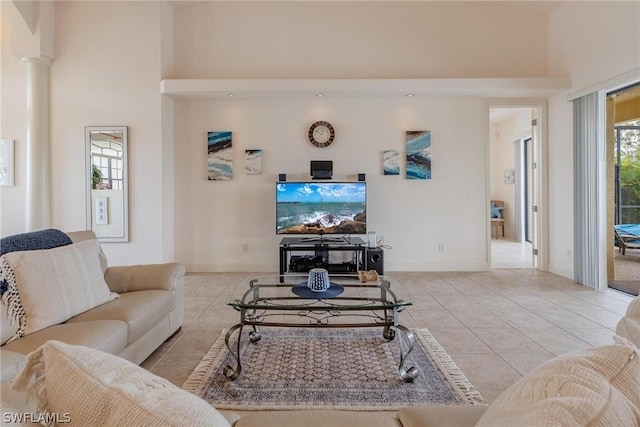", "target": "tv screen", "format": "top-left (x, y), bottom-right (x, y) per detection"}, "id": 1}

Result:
top-left (276, 182), bottom-right (366, 235)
